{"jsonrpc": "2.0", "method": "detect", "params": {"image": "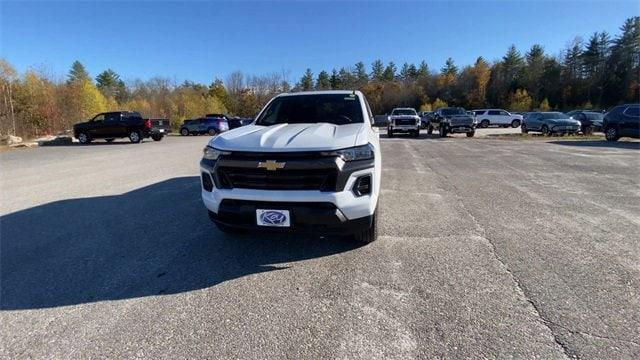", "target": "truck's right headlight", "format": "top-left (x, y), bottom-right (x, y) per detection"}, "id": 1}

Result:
top-left (323, 144), bottom-right (374, 161)
top-left (203, 147), bottom-right (228, 160)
